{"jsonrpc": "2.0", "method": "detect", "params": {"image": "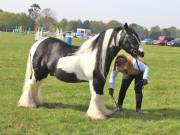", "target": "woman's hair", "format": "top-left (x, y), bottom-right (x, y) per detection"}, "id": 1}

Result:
top-left (114, 55), bottom-right (127, 69)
